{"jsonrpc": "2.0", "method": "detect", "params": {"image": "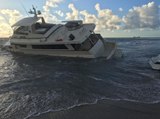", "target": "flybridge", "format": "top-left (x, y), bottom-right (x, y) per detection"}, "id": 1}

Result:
top-left (12, 17), bottom-right (41, 27)
top-left (12, 6), bottom-right (45, 27)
